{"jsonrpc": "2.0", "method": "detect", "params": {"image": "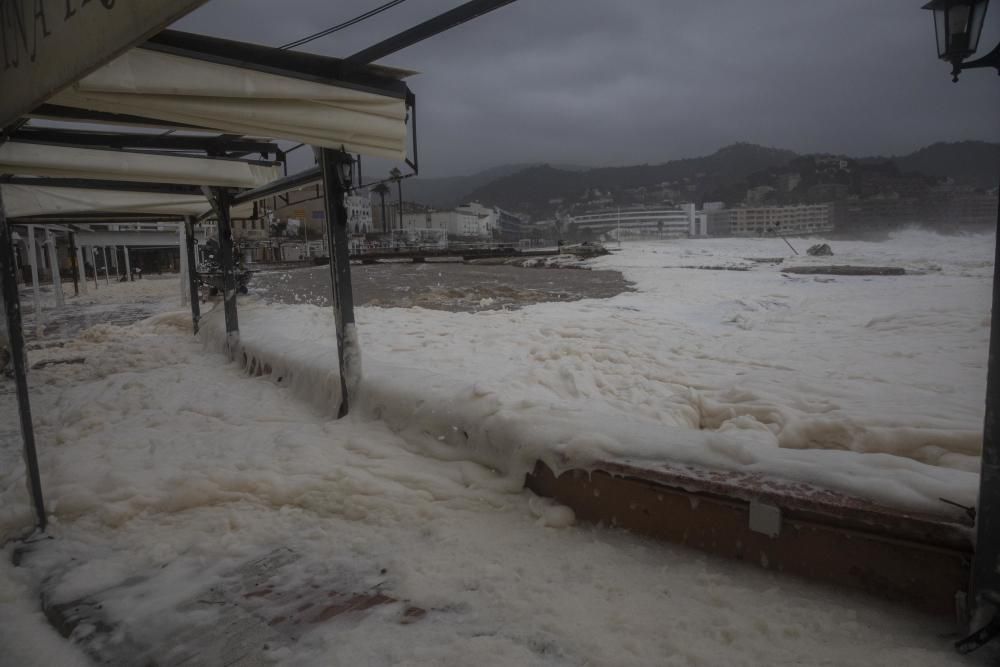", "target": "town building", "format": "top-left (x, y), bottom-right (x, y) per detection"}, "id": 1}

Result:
top-left (453, 202), bottom-right (524, 241)
top-left (344, 194), bottom-right (374, 234)
top-left (520, 218), bottom-right (558, 243)
top-left (715, 203), bottom-right (835, 236)
top-left (226, 189), bottom-right (374, 262)
top-left (833, 191), bottom-right (998, 235)
top-left (232, 218), bottom-right (268, 241)
top-left (401, 208), bottom-right (487, 239)
top-left (269, 188), bottom-right (325, 240)
top-left (495, 207), bottom-right (523, 242)
top-left (266, 189), bottom-right (374, 238)
top-left (455, 202), bottom-right (496, 238)
top-left (568, 204), bottom-right (701, 240)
